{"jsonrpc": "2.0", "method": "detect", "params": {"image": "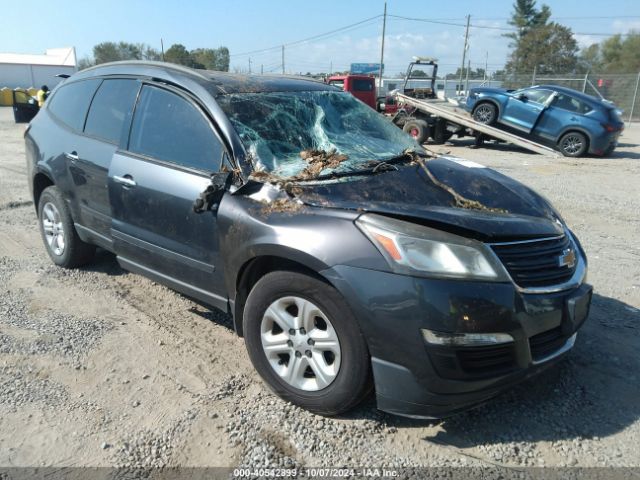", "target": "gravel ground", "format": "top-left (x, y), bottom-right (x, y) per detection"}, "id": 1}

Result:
top-left (0, 107), bottom-right (639, 472)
